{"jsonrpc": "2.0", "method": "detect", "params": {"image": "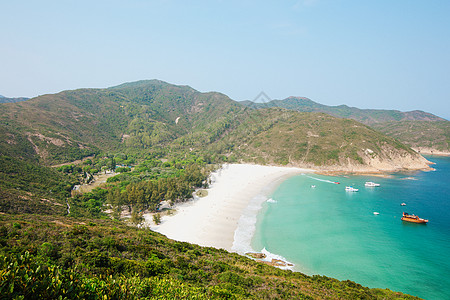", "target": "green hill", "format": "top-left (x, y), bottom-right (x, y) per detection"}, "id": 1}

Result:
top-left (229, 109), bottom-right (424, 169)
top-left (243, 96), bottom-right (449, 153)
top-left (0, 80), bottom-right (245, 165)
top-left (372, 121), bottom-right (450, 154)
